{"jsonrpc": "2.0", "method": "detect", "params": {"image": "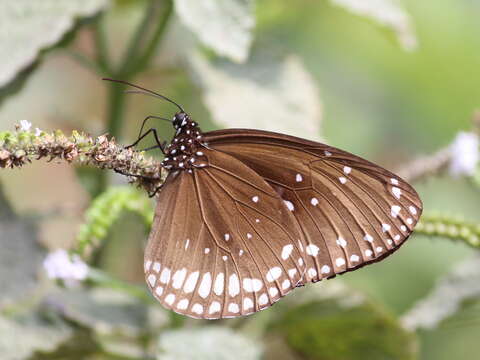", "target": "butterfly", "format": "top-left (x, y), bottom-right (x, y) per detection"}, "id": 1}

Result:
top-left (105, 79), bottom-right (423, 319)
